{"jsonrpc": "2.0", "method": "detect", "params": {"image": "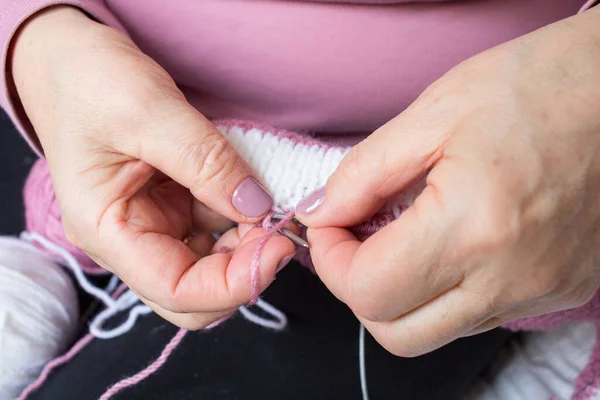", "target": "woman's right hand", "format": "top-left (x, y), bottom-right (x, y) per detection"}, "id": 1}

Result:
top-left (10, 6), bottom-right (296, 329)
